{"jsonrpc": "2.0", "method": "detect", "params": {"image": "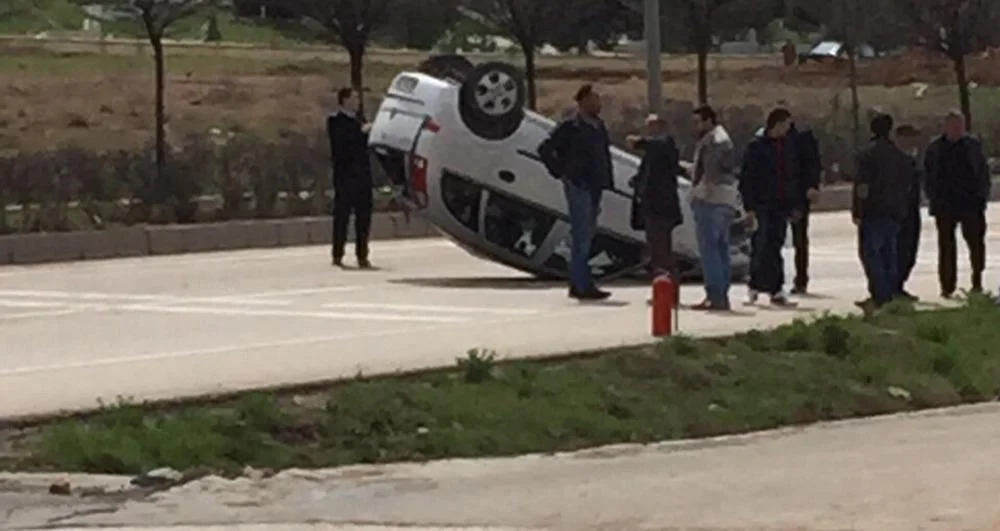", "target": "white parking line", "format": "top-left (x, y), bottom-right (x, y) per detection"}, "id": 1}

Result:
top-left (0, 309), bottom-right (80, 321)
top-left (321, 302), bottom-right (538, 315)
top-left (122, 304), bottom-right (466, 323)
top-left (239, 286), bottom-right (362, 298)
top-left (0, 289), bottom-right (293, 306)
top-left (0, 305), bottom-right (615, 378)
